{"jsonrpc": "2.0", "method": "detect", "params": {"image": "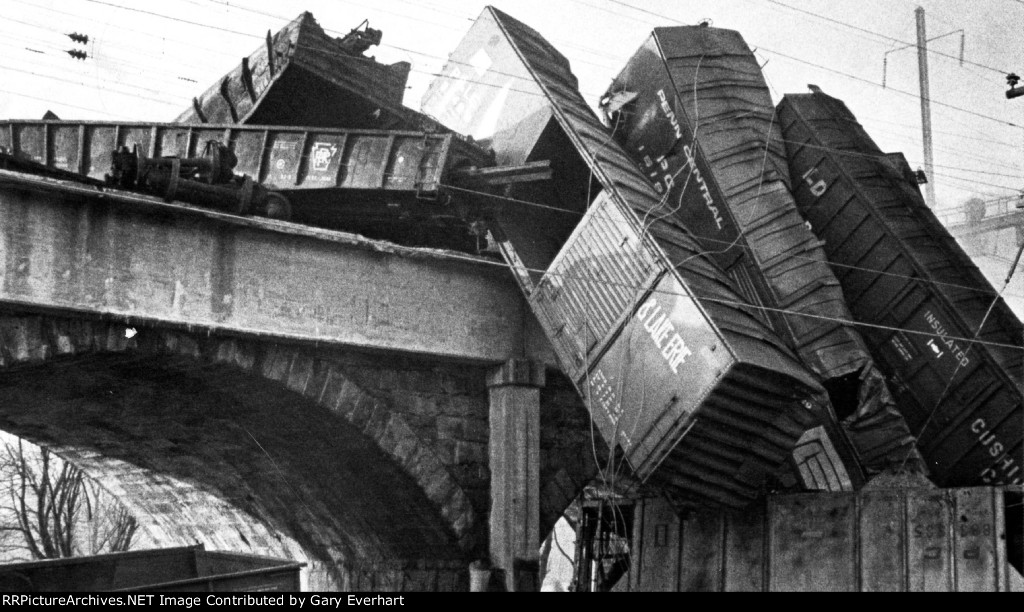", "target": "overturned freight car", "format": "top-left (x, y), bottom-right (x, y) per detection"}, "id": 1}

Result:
top-left (422, 7), bottom-right (846, 508)
top-left (777, 88), bottom-right (1023, 487)
top-left (599, 25), bottom-right (925, 482)
top-left (176, 12), bottom-right (438, 132)
top-left (0, 120), bottom-right (493, 248)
